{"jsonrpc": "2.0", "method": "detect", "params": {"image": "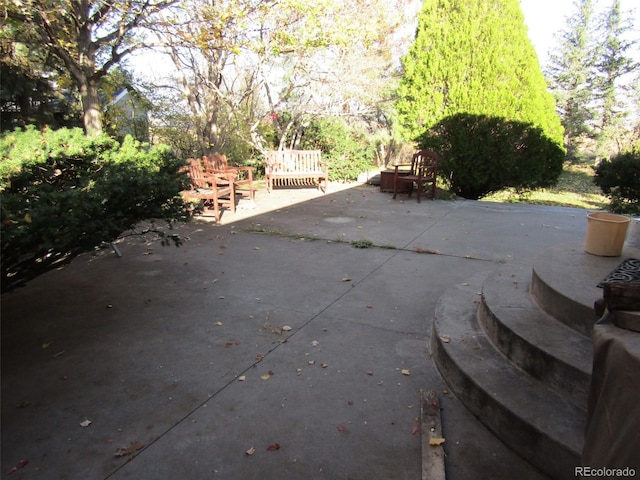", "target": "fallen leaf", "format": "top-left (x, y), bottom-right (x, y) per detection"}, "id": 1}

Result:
top-left (282, 325), bottom-right (292, 331)
top-left (114, 441), bottom-right (145, 457)
top-left (440, 335), bottom-right (451, 343)
top-left (320, 363), bottom-right (328, 368)
top-left (260, 374), bottom-right (271, 380)
top-left (411, 425), bottom-right (420, 435)
top-left (245, 447), bottom-right (256, 456)
top-left (311, 340), bottom-right (320, 347)
top-left (215, 321), bottom-right (223, 326)
top-left (366, 371), bottom-right (374, 376)
top-left (429, 437), bottom-right (446, 446)
top-left (42, 342), bottom-right (52, 349)
top-left (238, 376), bottom-right (246, 381)
top-left (266, 443), bottom-right (280, 451)
top-left (401, 369), bottom-right (411, 376)
top-left (341, 277), bottom-right (352, 282)
top-left (80, 419), bottom-right (92, 427)
top-left (5, 459), bottom-right (28, 475)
